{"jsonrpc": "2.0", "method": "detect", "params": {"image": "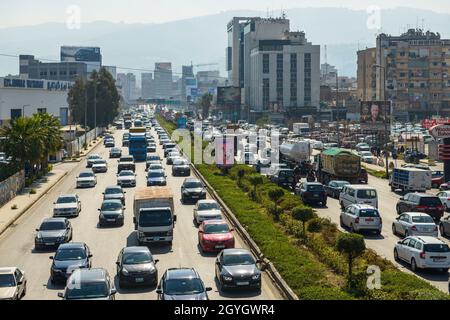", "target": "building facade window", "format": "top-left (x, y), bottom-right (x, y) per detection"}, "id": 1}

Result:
top-left (263, 54), bottom-right (270, 74)
top-left (10, 109), bottom-right (22, 120)
top-left (37, 108), bottom-right (47, 114)
top-left (304, 53), bottom-right (312, 104)
top-left (276, 53), bottom-right (283, 107)
top-left (290, 53), bottom-right (297, 106)
top-left (263, 78), bottom-right (270, 110)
